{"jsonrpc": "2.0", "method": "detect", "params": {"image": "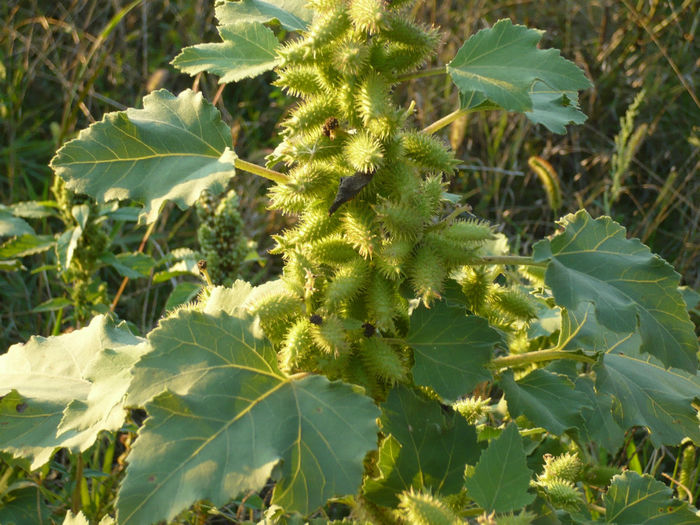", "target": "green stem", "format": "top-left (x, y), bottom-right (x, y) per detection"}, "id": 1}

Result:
top-left (469, 255), bottom-right (548, 267)
top-left (422, 102), bottom-right (501, 135)
top-left (234, 158), bottom-right (289, 184)
top-left (395, 66), bottom-right (446, 83)
top-left (489, 349), bottom-right (596, 369)
top-left (71, 454), bottom-right (84, 514)
top-left (422, 108), bottom-right (470, 135)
